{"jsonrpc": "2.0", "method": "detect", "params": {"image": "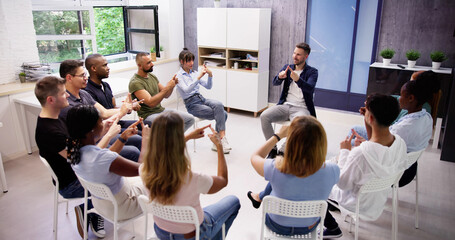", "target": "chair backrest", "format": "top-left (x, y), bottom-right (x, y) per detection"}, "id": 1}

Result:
top-left (39, 156), bottom-right (58, 184)
top-left (76, 175), bottom-right (117, 205)
top-left (359, 170), bottom-right (404, 194)
top-left (137, 195), bottom-right (201, 239)
top-left (407, 149), bottom-right (425, 167)
top-left (261, 196), bottom-right (327, 239)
